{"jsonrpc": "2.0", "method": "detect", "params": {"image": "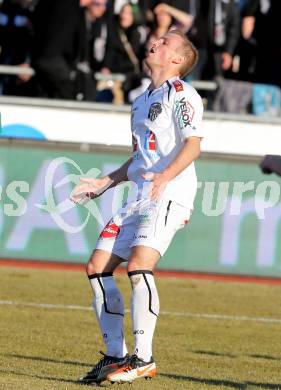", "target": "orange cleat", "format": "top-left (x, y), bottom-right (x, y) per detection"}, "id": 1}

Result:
top-left (107, 354), bottom-right (157, 383)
